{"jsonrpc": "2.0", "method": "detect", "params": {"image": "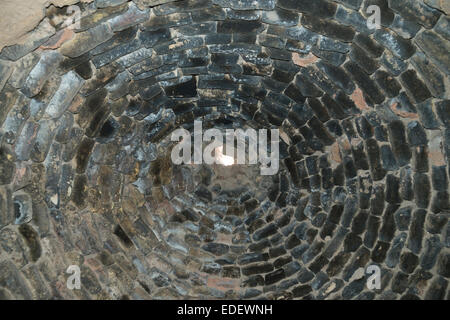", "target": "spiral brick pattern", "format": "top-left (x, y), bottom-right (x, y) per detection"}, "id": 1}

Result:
top-left (0, 0), bottom-right (449, 300)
